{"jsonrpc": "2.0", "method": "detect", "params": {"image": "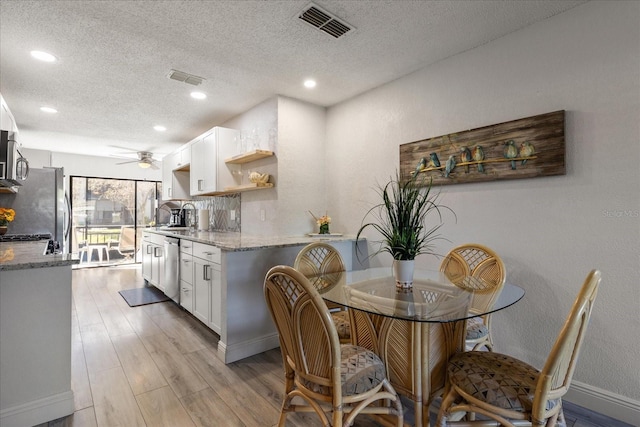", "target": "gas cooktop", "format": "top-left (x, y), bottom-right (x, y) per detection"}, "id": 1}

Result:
top-left (0, 233), bottom-right (53, 242)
